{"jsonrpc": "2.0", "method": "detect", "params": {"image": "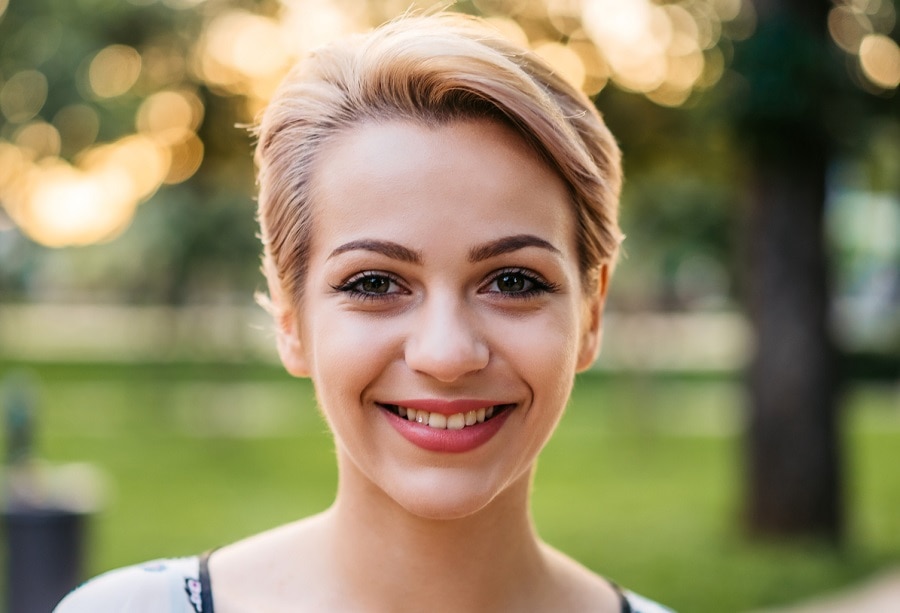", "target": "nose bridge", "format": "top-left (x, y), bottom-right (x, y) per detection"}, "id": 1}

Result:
top-left (405, 290), bottom-right (489, 382)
